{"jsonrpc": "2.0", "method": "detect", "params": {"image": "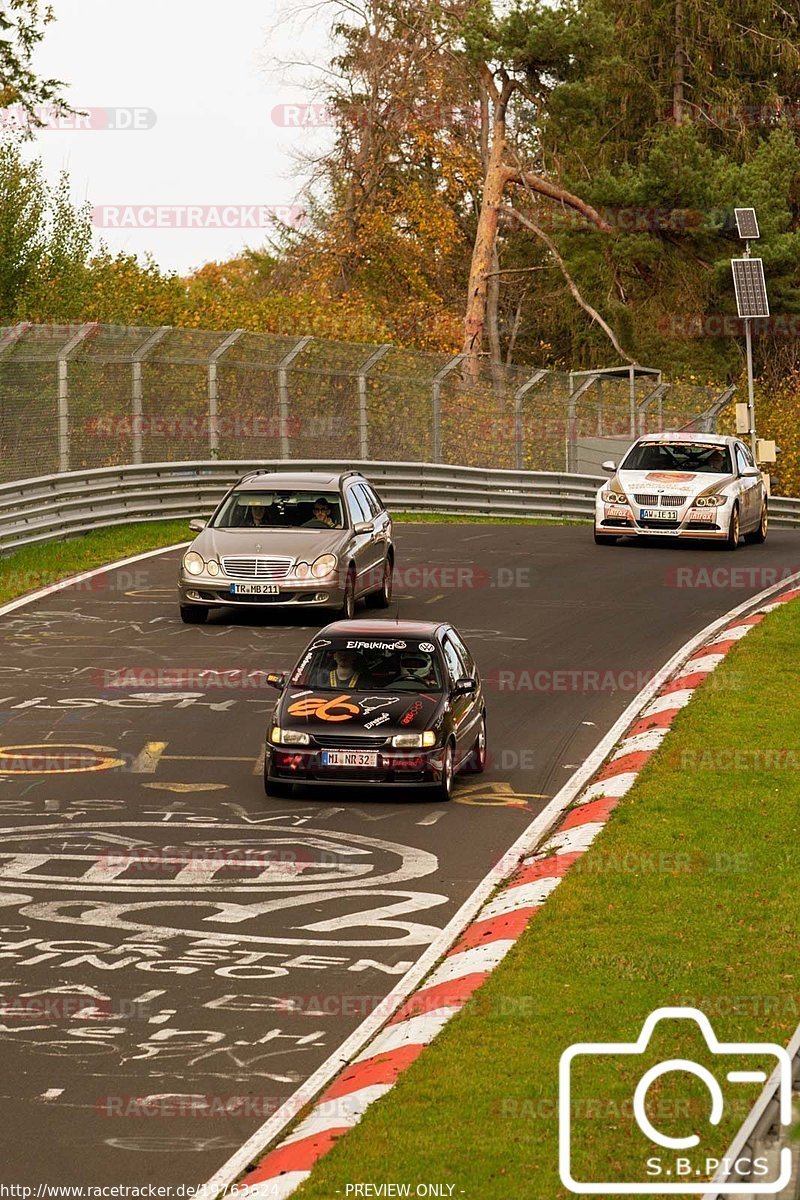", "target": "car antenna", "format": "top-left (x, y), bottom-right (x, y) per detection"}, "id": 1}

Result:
top-left (394, 601), bottom-right (400, 624)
